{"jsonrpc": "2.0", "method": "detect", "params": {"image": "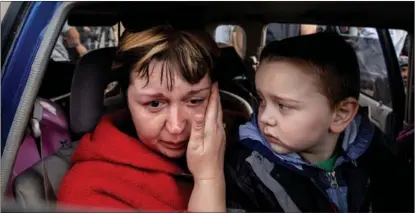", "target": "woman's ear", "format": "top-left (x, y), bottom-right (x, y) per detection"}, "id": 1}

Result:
top-left (330, 97), bottom-right (359, 133)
